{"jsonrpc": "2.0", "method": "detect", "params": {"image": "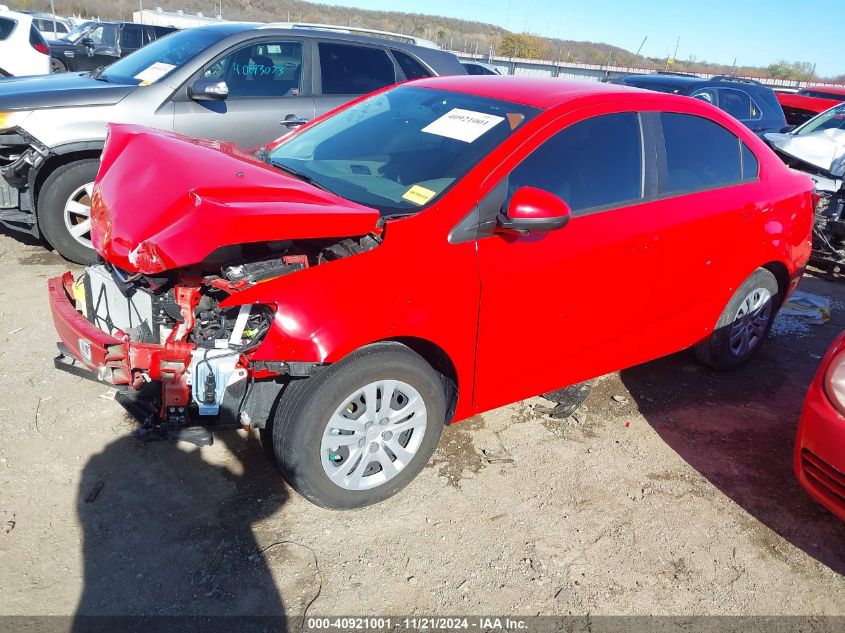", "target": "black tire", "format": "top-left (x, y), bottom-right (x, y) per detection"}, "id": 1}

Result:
top-left (271, 343), bottom-right (446, 509)
top-left (50, 57), bottom-right (67, 73)
top-left (38, 159), bottom-right (100, 264)
top-left (694, 268), bottom-right (780, 370)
